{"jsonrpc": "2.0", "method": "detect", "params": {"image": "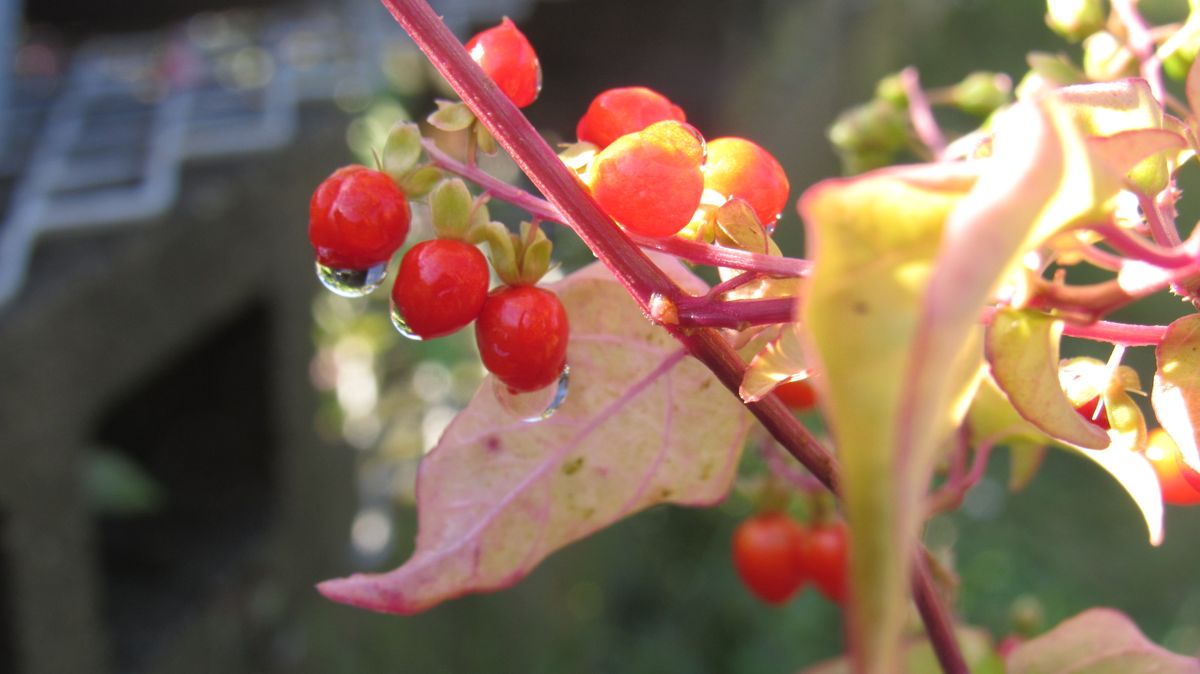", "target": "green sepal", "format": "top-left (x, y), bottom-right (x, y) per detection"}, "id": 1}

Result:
top-left (558, 141), bottom-right (598, 173)
top-left (430, 178), bottom-right (474, 240)
top-left (1083, 31), bottom-right (1135, 81)
top-left (1045, 0), bottom-right (1106, 43)
top-left (481, 221), bottom-right (519, 282)
top-left (382, 121), bottom-right (422, 178)
top-left (396, 165), bottom-right (443, 199)
top-left (427, 100), bottom-right (476, 132)
top-left (518, 221), bottom-right (553, 283)
top-left (875, 72), bottom-right (908, 108)
top-left (714, 198), bottom-right (769, 253)
top-left (474, 122), bottom-right (498, 156)
top-left (952, 72), bottom-right (1012, 118)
